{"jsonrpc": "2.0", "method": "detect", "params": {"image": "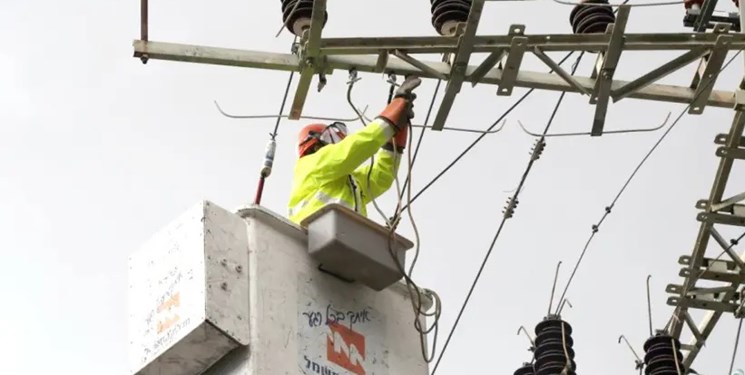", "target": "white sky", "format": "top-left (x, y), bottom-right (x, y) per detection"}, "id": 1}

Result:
top-left (2, 0), bottom-right (745, 374)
